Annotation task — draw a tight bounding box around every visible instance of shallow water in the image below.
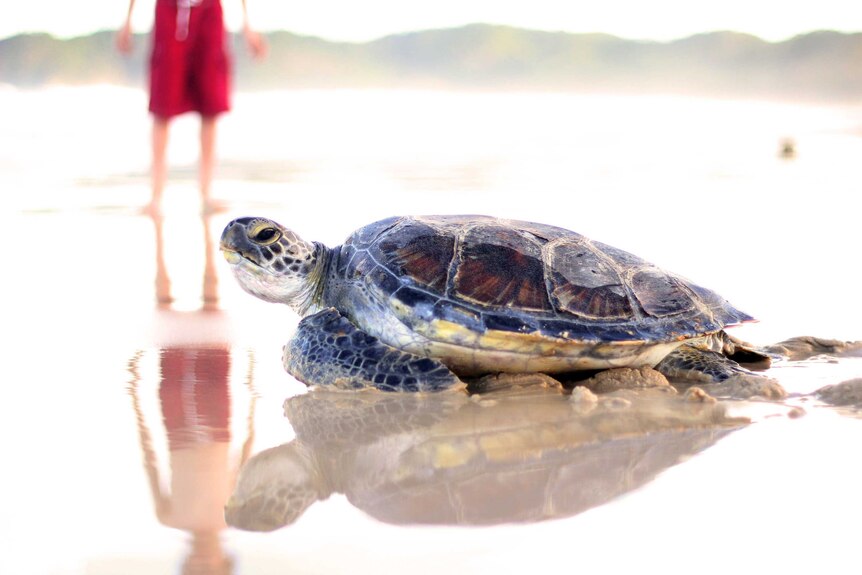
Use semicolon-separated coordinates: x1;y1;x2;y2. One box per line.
2;87;862;574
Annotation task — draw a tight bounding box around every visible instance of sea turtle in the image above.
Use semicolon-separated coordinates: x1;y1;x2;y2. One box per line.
220;215;770;392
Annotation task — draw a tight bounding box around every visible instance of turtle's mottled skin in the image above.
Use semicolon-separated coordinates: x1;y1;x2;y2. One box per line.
221;215;762;392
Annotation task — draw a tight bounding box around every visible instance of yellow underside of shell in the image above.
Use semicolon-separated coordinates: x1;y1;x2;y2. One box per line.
403;317;685;376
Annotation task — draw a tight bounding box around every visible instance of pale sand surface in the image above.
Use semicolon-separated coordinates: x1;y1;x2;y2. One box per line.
2;88;861;574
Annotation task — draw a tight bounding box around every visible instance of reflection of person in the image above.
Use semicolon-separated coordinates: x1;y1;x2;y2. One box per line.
130;346;254;575
116;0;267;215
152;212;221;309
157;348;236;574
127;211;256;574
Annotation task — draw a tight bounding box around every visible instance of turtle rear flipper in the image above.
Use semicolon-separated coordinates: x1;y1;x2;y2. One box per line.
284;308;464;392
656;345;750;382
656;344;786;399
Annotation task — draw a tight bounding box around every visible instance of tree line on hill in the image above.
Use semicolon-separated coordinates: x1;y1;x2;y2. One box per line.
1;24;859;102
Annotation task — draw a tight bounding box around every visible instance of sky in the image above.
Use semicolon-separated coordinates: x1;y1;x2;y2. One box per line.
1;0;860;42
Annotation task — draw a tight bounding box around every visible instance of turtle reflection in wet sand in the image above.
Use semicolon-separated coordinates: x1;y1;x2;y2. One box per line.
225;386;748;530
220;214;782;396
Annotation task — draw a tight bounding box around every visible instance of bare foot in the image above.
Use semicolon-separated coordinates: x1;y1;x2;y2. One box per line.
202;199;229;215
140;201;163;218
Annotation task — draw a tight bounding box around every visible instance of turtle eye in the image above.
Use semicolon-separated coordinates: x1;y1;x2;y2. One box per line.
252;226;280;245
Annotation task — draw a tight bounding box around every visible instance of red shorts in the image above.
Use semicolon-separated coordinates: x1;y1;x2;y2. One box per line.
149;0;231;119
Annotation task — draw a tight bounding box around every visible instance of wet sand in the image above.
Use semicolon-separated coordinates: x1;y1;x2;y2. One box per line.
3;89;862;574
1;200;860;575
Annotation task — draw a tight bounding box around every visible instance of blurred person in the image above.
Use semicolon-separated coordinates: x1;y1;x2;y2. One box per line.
117;0;267;215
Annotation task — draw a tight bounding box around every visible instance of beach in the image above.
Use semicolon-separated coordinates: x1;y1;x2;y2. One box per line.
2;86;861;574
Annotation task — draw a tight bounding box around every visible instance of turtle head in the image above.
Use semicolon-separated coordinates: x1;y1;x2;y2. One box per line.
220;217;323;311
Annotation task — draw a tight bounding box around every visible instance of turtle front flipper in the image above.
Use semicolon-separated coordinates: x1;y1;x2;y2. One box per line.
284;308;465;392
656;344;786;399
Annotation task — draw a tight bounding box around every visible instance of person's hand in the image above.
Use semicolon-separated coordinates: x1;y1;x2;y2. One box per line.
116;21;134;54
243;26;268;60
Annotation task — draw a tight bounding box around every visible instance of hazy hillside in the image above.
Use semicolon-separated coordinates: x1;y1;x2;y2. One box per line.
1;24;860;101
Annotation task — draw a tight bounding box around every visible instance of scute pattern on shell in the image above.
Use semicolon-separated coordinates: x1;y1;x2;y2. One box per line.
336;215;751;343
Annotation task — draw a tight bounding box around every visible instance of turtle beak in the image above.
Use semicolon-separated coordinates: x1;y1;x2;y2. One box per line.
220;219;253;264
222;249;243;264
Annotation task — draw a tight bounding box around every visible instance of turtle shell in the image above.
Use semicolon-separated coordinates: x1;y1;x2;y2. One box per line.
333;215;751;343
